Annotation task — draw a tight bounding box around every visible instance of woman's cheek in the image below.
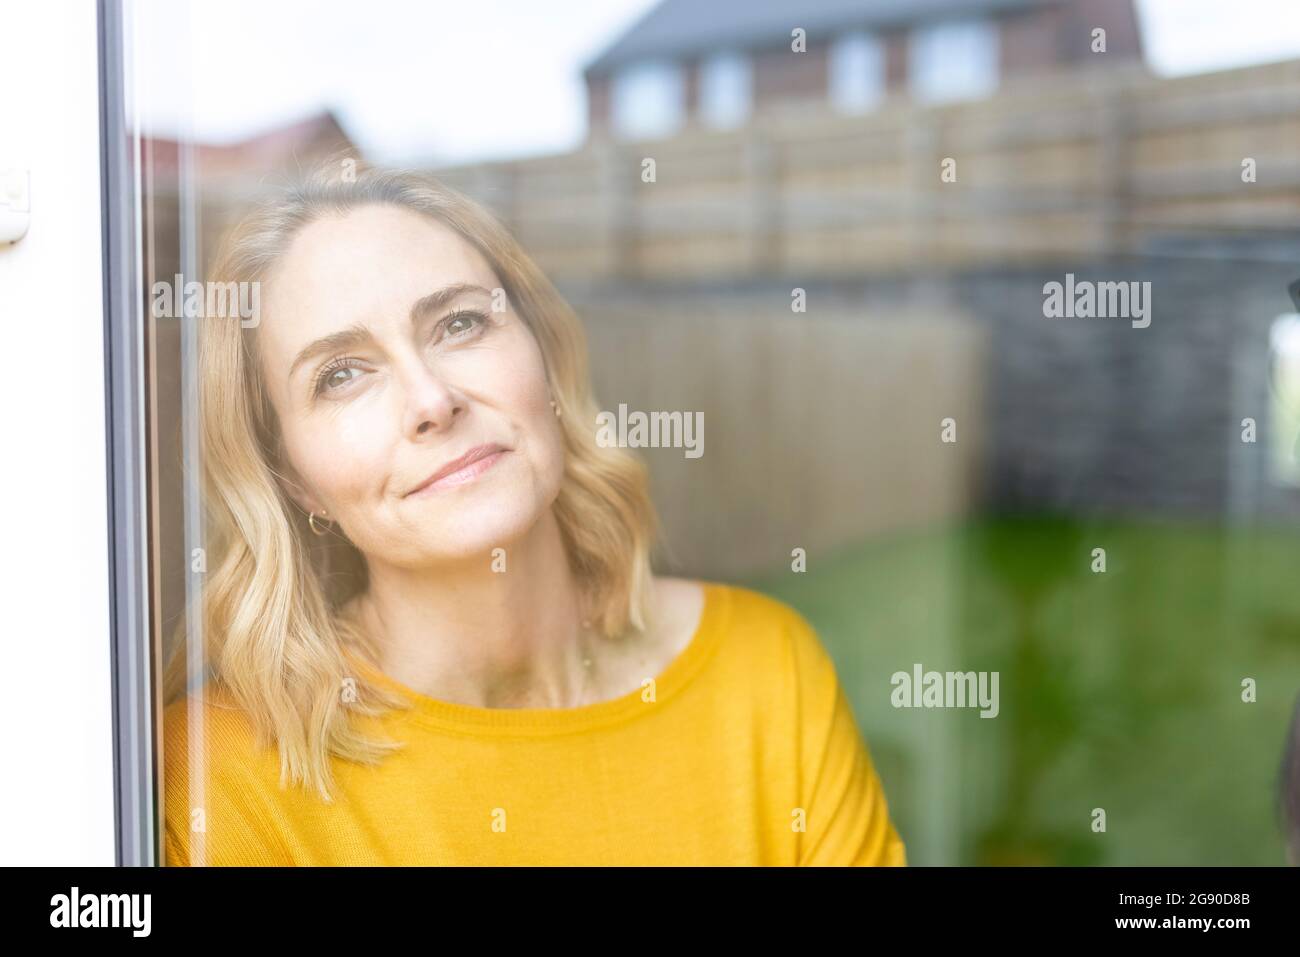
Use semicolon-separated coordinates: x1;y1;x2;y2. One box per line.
456;347;546;426
523;361;557;426
295;418;388;507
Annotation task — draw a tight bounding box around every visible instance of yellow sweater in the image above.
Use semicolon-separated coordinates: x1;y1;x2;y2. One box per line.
163;581;906;866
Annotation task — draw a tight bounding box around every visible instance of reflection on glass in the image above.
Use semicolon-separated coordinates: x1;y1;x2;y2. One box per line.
118;0;1300;867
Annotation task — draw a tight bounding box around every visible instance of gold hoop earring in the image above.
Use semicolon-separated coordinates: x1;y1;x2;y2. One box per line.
308;510;331;536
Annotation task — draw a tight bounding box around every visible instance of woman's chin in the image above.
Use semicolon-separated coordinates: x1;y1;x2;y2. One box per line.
410;501;541;559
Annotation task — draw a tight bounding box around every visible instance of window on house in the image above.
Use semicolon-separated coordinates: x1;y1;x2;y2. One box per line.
1269;313;1300;485
699;51;751;129
908;18;999;104
611;60;685;140
829;31;886;113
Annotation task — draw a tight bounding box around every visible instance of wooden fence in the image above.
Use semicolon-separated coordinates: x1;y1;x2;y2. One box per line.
426;58;1300;282
582;306;988;578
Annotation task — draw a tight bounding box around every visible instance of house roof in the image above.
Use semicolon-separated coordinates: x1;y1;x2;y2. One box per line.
585;0;1058;75
141;111;356;179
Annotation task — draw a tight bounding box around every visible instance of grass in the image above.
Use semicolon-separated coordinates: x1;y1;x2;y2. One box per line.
743;513;1300;865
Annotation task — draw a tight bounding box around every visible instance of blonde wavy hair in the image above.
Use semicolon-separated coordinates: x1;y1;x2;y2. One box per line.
162;157;662;802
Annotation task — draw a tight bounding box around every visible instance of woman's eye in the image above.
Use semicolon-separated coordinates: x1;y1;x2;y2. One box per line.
315;362;363;395
440;310;486;340
312;313;486;397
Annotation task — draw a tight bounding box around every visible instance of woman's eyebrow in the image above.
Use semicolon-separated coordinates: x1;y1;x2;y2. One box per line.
408;282;493;322
288;323;374;384
287;283;494;384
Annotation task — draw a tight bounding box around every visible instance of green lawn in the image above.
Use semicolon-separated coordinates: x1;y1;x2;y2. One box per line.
743;514;1300;865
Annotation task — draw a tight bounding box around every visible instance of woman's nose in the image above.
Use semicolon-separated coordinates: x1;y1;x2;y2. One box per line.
398;358;464;438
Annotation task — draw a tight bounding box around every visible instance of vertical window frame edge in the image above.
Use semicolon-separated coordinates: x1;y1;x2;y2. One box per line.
99;0;156;868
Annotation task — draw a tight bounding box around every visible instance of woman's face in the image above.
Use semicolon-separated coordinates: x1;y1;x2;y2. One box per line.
255;203;566;568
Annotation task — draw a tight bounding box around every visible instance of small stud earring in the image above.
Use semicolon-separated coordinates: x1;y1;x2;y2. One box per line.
550;398;562;418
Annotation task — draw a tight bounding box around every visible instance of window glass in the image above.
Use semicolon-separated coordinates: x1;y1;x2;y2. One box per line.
829;30;885;112
612;59;685;139
909;18;999;103
1269;313;1300;484
95;0;1300;869
699;50;752;128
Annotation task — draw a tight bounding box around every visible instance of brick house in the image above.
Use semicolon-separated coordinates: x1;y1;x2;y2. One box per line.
584;0;1145;140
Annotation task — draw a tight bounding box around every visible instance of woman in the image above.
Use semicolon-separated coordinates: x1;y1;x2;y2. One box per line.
161;159;906;866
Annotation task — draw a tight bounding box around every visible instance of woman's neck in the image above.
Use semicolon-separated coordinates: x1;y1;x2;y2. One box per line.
345;507;605;709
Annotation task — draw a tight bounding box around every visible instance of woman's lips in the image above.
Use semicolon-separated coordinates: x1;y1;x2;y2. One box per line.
406;449;508;496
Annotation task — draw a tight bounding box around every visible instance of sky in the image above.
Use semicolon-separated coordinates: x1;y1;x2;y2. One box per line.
132;0;1300;166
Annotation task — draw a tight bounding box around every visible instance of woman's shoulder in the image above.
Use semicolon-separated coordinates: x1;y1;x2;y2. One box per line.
160;686;295;866
160;683;278;784
699;578;822;641
662;577;837;683
656;575;813;629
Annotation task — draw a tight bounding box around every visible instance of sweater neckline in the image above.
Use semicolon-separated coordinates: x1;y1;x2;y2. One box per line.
343;581;726;736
